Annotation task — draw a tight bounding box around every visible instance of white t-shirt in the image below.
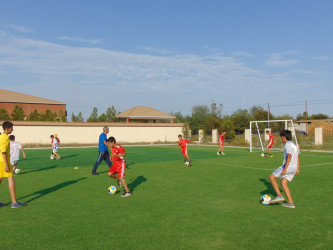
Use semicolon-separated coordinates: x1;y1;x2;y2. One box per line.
283;141;298;170
10;141;22;162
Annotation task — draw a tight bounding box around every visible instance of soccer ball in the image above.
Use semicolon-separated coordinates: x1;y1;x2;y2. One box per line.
185;161;190;167
108;186;117;195
260;153;266;157
14;168;21;174
260;194;271;205
50;154;55;160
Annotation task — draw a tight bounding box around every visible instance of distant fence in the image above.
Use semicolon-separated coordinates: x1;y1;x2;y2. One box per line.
2;121;183;145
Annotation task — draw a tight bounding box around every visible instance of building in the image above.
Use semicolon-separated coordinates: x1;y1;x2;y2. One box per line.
0;89;67;118
296;119;333;135
116;106;175;123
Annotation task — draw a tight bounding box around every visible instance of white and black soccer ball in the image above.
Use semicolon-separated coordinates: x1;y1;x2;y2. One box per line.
261;194;271;205
14;168;21;174
108;186;117;195
185;161;190;167
260;153;266;158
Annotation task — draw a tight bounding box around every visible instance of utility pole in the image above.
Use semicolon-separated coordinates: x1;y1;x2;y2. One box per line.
267;103;270;128
305;100;308;135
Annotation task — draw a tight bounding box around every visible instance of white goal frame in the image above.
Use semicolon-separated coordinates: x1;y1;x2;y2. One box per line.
249;119;299;153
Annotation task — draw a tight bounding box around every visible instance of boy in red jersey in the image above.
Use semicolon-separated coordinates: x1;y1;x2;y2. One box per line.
217;131;226;155
177;134;191;165
106;137;131;197
266;130;276;157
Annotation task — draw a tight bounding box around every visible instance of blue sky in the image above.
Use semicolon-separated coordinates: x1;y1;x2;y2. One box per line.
1;0;333;119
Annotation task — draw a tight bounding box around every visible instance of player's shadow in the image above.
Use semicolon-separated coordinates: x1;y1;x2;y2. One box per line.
128;175;147;193
18;177;87;203
259;179;283;206
61;154;79;159
19;165;57;175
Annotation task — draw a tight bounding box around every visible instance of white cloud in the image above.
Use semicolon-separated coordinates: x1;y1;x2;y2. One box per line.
265;53;299;67
58;36;102;44
313;56;329;61
4;24;33;33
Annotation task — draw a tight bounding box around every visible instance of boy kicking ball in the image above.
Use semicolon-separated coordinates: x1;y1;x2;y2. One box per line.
106;137;131;197
269;130;300;208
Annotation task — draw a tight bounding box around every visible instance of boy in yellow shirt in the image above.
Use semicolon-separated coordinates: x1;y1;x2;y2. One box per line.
0;121;27;208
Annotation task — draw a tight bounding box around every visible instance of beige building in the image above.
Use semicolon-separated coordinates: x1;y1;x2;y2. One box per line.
116;106;175;123
0;89;67;118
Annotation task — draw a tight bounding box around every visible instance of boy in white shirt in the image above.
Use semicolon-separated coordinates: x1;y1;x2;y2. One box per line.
9;135;26;173
269;130;300;208
50;135;61;160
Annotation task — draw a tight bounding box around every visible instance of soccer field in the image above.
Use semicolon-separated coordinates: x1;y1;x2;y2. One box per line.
1;145;332;249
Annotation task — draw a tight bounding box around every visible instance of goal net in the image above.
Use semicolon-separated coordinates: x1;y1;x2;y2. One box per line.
249;120;299;153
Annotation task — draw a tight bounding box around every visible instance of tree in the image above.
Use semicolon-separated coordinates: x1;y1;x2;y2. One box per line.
98;113;107;122
77;112;84;122
220;116;236;141
11;105;26;120
231;109;252;134
170;111;186;123
189;105;210;134
40;109;57;121
308;113;329;120
105;106;117;122
0;108;10;120
58;110;67;122
87;107;99;122
27;109;40;121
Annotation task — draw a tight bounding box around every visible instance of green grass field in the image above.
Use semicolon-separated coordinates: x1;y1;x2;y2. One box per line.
1;145;332;249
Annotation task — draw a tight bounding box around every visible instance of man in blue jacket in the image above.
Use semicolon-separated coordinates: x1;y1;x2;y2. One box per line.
92;126;112;175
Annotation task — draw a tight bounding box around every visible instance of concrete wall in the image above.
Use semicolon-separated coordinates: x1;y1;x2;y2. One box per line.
4;121;183;145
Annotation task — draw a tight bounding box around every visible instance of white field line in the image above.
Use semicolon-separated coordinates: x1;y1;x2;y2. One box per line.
301;162;333;168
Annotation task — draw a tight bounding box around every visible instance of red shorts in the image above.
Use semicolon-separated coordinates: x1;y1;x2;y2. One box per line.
219;140;224;147
267;142;273;148
181;147;188;157
108;160;126;178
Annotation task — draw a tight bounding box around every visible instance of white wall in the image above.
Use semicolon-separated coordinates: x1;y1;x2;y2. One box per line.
8;122;183;145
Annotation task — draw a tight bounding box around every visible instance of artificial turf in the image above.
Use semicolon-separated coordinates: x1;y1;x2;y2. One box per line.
0;145;332;249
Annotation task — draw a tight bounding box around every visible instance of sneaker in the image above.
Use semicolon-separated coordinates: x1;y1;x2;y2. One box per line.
0;202;8;207
121;192;132;197
270;196;285;204
91;171;99;175
221;152;225;155
282;203;296;208
217;152;220;155
270;154;273;158
117;180;122;188
11;202;27;208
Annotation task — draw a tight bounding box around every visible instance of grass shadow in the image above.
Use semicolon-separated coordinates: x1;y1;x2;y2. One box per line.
19;177;87;203
128;175;147;193
61;154;79;159
259;178;282;196
19;165;57;175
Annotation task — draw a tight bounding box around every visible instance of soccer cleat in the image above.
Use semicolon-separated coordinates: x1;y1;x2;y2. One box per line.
0;202;9;207
91;171;99;175
282;203;296;208
217;152;220;155
221;152;225;155
270;196;285;204
117;180;122;188
11;202;27;208
270;154;273;158
121;192;132;197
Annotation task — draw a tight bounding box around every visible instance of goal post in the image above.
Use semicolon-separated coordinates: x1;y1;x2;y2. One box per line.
249;119;299;153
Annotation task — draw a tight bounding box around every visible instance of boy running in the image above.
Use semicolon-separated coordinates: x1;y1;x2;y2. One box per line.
0;121;27;208
217;131;226;155
106;137;131;197
9;135;26;173
269;130;300;208
50;135;61;160
266;130;276;157
177;134;191;165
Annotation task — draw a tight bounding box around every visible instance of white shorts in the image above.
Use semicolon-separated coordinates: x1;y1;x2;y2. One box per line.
272;165;297;182
53;145;59;153
10;160;18;166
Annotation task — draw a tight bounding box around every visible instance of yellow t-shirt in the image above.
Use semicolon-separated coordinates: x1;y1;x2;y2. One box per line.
0;133;13;177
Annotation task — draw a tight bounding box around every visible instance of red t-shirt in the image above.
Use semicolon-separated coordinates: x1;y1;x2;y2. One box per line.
111;144;125;162
178;139;190;148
